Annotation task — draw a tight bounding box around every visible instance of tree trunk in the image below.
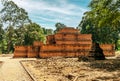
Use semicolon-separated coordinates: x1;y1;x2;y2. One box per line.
7;41;11;54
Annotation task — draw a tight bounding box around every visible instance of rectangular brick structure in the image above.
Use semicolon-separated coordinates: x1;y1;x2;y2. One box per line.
14;27;115;58
14;46;27;58
40;27;92;58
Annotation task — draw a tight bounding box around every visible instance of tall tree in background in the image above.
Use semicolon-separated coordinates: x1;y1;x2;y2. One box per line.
0;19;3;41
0;0;31;27
54;22;66;33
0;0;31;53
79;0;120;49
0;19;4;53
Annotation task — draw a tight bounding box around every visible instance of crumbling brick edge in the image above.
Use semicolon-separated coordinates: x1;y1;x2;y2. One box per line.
20;61;37;81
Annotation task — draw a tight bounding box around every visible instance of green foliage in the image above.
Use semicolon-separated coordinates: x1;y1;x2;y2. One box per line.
14;23;45;45
117;40;120;50
23;23;45;45
0;0;54;53
0;0;31;27
42;28;53;35
14;26;26;46
0;0;31;53
78;0;120;49
88;0;120;28
0;24;4;41
0;39;7;54
54;22;66;33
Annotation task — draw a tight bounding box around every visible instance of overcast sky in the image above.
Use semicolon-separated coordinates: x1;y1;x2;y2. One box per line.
0;0;91;29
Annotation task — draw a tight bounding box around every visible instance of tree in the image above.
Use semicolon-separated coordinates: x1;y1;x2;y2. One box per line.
0;20;4;41
0;0;31;27
0;20;4;53
88;0;120;29
0;0;31;53
23;23;45;45
78;0;120;49
42;28;53;35
54;22;66;33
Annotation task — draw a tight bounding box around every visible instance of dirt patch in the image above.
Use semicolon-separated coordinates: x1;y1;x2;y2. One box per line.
115;51;120;58
88;59;120;71
0;54;13;57
22;57;120;81
0;61;3;68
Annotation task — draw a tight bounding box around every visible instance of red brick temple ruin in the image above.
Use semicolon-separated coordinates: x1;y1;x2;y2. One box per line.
14;27;115;58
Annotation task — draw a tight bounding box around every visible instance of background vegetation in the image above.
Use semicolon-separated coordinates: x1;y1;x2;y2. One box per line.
78;0;120;49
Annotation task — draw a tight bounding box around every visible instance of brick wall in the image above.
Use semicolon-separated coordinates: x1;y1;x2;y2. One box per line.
100;44;115;57
14;27;115;58
14;46;27;58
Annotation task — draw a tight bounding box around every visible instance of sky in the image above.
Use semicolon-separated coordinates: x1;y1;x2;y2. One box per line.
0;0;91;29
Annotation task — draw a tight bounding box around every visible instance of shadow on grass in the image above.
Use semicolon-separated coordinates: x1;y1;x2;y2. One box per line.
87;59;120;72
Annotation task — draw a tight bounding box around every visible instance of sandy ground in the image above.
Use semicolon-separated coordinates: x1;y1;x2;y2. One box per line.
0;61;3;69
21;51;120;81
0;54;36;81
22;57;120;81
0;51;120;81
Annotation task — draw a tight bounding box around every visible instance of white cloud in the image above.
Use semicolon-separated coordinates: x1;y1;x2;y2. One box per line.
0;1;3;9
30;14;81;29
12;0;87;16
10;0;88;29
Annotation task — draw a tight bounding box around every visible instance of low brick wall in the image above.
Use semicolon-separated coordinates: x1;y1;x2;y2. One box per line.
39;51;90;58
14;46;27;58
56;41;92;45
100;44;115;57
14;44;115;58
33;41;43;46
27;46;39;58
39;44;92;58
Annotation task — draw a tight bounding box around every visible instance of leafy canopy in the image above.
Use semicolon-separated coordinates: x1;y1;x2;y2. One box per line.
78;0;120;48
